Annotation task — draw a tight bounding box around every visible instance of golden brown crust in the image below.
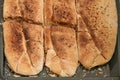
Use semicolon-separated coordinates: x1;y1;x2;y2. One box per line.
4;0;43;23
44;0;53;24
77;16;88;32
77;0;117;69
3;0;118;75
23;22;43;42
45;0;76;25
3;0;21;18
3;20;25;72
3;20;44;75
17;53;34;75
45;26;78;77
20;0;43;23
27;41;44;70
23;22;44;74
77;31;106;69
77;17;106;69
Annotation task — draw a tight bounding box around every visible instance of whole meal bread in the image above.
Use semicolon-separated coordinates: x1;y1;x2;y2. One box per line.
3;0;117;76
45;26;78;77
76;0;117;69
3;20;44;75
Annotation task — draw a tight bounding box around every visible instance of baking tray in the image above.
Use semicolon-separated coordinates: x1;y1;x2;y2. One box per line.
0;0;120;80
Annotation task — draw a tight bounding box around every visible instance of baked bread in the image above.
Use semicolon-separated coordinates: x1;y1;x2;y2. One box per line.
77;16;106;69
44;0;76;25
4;0;43;23
45;26;78;77
3;0;117;76
76;0;117;69
3;20;44;75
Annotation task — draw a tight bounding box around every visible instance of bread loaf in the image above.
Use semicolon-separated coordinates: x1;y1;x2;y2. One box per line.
3;0;117;76
3;0;44;75
3;20;44;75
76;0;117;69
4;0;43;23
45;26;78;77
44;0;77;25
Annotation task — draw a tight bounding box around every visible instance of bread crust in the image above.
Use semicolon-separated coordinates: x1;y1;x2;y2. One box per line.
77;17;107;69
4;0;43;23
3;0;21;18
45;0;76;25
3;20;44;75
3;0;118;75
45;26;78;77
77;0;117;69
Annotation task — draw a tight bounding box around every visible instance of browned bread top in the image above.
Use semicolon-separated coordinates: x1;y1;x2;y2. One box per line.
3;0;118;76
4;0;43;23
45;0;76;25
76;0;118;69
45;26;78;77
3;20;44;75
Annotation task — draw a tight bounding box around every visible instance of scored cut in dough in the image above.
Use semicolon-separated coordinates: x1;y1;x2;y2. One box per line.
44;0;76;25
4;0;43;23
3;20;44;75
77;17;106;69
77;0;117;69
45;26;78;77
3;0;118;76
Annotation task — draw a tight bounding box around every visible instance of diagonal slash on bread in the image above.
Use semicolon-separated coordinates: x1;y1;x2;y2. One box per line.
4;0;43;24
3;20;44;75
45;26;78;77
76;0;117;69
3;0;118;77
